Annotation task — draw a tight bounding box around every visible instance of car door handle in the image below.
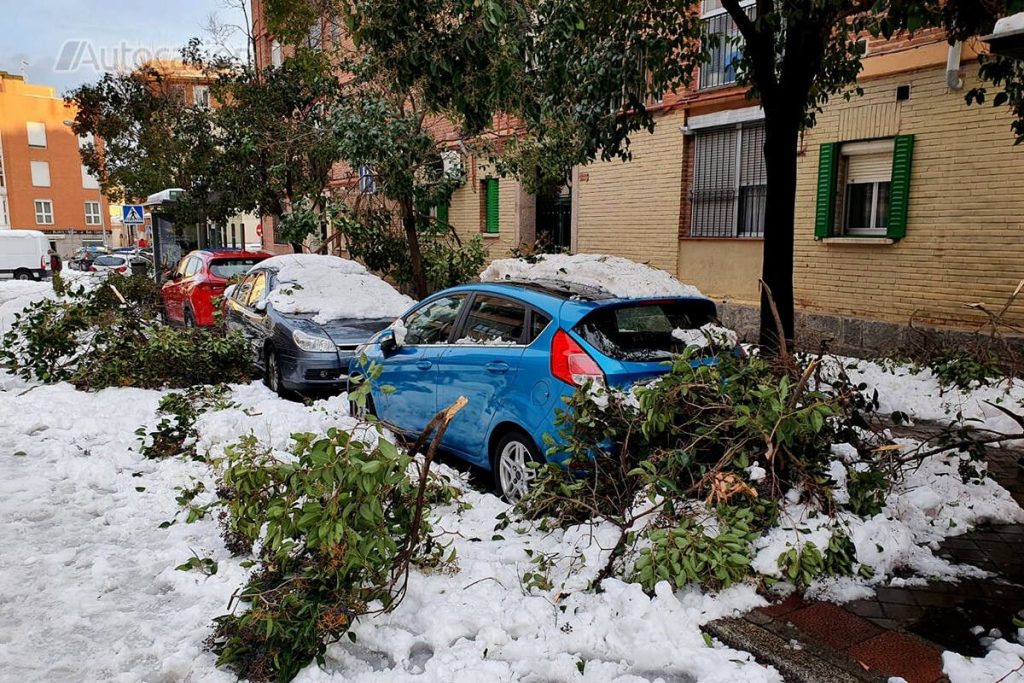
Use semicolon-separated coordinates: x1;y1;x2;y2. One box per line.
486;361;510;374
416;360;433;370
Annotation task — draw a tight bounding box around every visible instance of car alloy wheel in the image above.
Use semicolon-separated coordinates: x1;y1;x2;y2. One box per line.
265;349;283;396
497;436;538;504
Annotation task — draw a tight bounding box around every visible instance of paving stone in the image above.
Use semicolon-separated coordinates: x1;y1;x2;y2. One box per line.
784;603;883;651
847;633;945;683
845;600;885;620
874;587;921;606
879;601;925;623
758;593;808;618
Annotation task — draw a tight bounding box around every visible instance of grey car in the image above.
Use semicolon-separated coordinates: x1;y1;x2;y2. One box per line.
223;257;406;397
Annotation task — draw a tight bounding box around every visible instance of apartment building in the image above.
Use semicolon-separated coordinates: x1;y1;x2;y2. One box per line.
250;2;1024;348
0;71;109;256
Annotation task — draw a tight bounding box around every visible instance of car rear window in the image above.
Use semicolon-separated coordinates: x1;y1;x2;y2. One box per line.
210;258;265;279
574;300;718;362
93;256;123;266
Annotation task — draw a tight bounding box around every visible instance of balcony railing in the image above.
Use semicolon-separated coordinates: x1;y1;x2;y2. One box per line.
699;5;756;90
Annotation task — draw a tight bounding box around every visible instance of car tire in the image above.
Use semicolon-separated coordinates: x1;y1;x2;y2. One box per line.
492;429;543;504
264;347;285;398
14;269;32;281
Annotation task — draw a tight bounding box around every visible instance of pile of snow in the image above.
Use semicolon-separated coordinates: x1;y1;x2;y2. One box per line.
992;12;1024;38
481;253;706;300
944;638;1024;682
0;271;95;335
673;323;739;349
0;373;779;682
830;357;1024;436
261;254;414;324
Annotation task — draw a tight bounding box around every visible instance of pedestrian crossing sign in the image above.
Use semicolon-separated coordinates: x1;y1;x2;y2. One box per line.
122;205;145;225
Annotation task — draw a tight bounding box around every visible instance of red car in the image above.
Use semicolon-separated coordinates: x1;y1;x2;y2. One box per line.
162;249;273;326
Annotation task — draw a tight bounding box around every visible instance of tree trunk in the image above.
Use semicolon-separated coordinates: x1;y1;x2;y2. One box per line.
402;197;428;299
758;111;801;351
291;242;303;253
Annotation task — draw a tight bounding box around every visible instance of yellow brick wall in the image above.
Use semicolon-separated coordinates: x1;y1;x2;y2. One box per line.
447;158;521;261
575;110;686;274
794;63;1024;329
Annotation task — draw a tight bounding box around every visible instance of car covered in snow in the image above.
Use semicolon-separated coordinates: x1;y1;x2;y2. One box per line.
352;254;732;501
225;254;413;397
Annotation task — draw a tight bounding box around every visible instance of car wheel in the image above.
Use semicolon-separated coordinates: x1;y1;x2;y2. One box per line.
14;269;32;281
183;307;196;328
265;348;284;397
493;429;542;504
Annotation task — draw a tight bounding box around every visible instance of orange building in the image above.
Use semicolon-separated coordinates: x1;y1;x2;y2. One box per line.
0;71;110;256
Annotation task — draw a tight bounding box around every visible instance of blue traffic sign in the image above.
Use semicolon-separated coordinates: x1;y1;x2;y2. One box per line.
122;204;145;225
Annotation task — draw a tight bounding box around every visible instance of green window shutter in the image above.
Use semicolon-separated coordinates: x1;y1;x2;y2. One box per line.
886;134;914;240
485;178;499;233
436;201;449;226
814;143;839;239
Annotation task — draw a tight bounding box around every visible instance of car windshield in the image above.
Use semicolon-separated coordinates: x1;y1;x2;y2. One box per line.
209;258;265;279
574;299;717;362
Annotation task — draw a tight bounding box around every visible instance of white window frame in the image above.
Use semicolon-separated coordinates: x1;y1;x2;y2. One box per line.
81;165;100;190
193;85;211;109
26;121;47;148
34;199;54;225
30;161;51;187
85;201;102;226
0;196;9;228
840;139;894;237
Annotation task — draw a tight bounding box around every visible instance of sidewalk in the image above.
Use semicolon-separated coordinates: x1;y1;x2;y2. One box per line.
706;423;1024;683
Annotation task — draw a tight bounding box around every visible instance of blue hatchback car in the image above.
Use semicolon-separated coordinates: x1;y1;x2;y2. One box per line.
352;280;718;501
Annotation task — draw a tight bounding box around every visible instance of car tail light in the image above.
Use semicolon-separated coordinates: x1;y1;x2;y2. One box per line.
88;265;96;272
40;255;48;271
116;266;127;274
551;329;605;388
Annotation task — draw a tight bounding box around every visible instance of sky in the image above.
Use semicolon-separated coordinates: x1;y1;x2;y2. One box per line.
0;0;250;96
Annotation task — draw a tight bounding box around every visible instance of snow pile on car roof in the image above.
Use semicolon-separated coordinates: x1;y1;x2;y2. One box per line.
261;254;414;323
480;253;706;299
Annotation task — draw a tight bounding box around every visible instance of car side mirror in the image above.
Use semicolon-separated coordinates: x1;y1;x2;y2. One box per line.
379;329;398;356
253;299;268;313
171;272;183;281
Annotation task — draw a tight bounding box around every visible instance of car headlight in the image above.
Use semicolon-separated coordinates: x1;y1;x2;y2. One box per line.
292;329;336;353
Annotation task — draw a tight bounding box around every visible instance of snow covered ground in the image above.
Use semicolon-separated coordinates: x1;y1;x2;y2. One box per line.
0;374;776;683
2;276;1024;682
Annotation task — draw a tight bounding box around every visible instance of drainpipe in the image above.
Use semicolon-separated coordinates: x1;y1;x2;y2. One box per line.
946;41;964;91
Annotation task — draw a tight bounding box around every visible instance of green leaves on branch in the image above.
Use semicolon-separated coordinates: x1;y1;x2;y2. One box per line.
207;428;455;682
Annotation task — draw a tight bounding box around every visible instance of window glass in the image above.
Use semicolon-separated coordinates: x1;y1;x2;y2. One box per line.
210;258;263;279
575;300;718;362
529;312;552;344
234;275;256;303
183;257;201;277
458;295;527;345
691;123;765;237
403;295;465;345
247;273;267;308
93;256;122;267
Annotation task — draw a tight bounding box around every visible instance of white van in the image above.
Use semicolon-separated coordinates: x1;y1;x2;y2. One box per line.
0;230;51;280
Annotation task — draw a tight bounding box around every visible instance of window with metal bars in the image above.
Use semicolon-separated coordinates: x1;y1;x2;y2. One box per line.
690;123;766;238
699;2;755;90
